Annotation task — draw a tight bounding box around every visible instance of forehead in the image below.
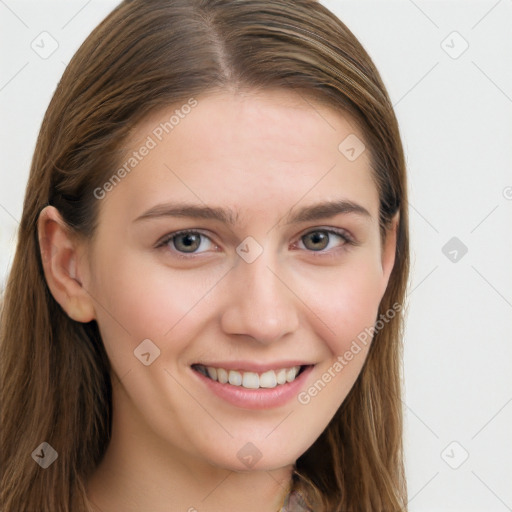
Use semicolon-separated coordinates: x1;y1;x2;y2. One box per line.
103;89;378;224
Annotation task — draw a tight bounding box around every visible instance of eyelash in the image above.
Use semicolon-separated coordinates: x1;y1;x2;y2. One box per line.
155;227;357;260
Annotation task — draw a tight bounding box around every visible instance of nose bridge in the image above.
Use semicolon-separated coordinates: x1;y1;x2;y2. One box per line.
220;247;299;344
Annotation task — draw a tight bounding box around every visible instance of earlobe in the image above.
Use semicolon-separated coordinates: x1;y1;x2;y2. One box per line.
37;206;96;323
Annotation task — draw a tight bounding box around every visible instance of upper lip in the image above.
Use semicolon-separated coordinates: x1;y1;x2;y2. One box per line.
192;361;314;372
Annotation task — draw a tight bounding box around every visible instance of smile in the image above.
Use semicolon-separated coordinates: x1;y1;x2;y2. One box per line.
192;364;306;389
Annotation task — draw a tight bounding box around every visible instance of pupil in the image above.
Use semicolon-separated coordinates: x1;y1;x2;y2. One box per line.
304;231;328;251
175;233;200;252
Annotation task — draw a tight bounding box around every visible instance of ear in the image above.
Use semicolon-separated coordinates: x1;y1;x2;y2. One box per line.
37;205;96;322
379;211;399;294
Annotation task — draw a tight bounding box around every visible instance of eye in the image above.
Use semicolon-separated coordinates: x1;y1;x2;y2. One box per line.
157;230;216;255
297;228;353;252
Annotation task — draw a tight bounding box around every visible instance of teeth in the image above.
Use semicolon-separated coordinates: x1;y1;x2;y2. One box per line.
276;368;287;385
228;370;242;386
196;364;303;389
217;367;228;384
259;370;277;388
286;367;298;383
242;372;259;389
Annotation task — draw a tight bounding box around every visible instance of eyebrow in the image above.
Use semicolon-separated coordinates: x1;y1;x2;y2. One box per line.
133;199;371;225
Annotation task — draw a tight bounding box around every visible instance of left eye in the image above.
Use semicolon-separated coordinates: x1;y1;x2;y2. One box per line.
298;229;350;252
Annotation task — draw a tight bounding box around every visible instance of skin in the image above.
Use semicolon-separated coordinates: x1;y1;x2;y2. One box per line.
38;89;398;512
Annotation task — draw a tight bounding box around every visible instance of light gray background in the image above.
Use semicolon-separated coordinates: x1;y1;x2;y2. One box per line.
1;1;511;510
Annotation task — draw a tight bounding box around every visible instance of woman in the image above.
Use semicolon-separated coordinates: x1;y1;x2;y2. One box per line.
0;0;409;510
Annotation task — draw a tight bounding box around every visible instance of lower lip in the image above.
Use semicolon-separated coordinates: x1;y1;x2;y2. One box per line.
192;366;314;410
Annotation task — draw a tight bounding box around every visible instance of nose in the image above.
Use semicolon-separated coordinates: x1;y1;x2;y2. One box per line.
220;250;300;345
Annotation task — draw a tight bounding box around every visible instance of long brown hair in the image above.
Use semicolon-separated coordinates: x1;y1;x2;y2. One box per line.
0;1;409;510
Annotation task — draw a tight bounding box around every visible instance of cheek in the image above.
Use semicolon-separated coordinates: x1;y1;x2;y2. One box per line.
87;246;219;370
294;253;384;355
291;256;384;416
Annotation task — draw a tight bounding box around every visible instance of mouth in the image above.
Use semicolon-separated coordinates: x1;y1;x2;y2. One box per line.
191;363;310;390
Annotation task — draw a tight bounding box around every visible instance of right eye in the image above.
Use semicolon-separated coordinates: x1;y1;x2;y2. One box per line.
156;230;217;256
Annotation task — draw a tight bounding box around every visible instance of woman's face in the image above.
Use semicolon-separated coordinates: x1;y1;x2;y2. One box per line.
82;89;397;471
